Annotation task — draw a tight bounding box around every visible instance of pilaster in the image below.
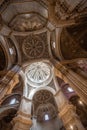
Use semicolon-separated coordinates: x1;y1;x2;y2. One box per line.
12;97;33;130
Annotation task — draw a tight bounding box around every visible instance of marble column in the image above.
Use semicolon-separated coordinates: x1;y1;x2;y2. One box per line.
12;97;32;130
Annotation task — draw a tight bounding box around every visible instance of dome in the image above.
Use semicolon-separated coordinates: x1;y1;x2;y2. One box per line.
25;62;52;87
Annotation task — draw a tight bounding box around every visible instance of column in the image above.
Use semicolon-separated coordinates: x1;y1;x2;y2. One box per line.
12;97;32;130
55;65;87;105
55;90;85;130
51;58;87;105
54;74;85;130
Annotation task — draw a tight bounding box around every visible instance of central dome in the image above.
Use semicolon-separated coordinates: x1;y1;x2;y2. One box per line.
25;62;52;87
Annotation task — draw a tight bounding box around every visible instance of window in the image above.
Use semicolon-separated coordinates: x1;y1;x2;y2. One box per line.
44;114;49;121
67;87;74;92
10;98;16;105
9;48;14;55
53;42;55;48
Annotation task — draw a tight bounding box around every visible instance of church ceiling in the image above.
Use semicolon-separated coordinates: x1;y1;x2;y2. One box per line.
32;90;57;118
0;0;86;70
33;90;53;103
55;0;87;20
60;26;87;60
15;32;50;63
0;1;87;125
25;62;52;87
1;0;48;24
9;13;47;32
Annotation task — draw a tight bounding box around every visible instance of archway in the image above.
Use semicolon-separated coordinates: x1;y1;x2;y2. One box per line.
31;89;65;130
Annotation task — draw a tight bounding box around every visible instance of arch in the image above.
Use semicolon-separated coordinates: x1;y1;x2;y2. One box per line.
50;28;64;60
0;107;17;119
32;89;58;120
1;93;21;106
36;103;57;122
28;86;56;100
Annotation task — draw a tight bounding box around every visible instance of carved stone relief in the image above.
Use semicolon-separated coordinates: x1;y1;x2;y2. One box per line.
15;32;50;63
22;35;45;58
9;13;47;32
25;62;52;88
33;90;53;103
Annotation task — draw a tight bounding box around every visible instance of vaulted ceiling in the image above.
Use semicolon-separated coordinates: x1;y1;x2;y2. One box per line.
0;0;87;70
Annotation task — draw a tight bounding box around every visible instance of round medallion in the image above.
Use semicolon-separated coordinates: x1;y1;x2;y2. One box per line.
25;62;52;87
22;35;45;58
33;90;52;103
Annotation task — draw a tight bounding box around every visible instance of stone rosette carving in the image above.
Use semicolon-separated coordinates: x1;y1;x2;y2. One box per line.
33;90;53;103
15;32;50;62
22;35;45;59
